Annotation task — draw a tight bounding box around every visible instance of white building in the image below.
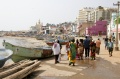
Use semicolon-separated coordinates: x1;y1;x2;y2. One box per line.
78;7;94;23
30;20;43;34
89;6;117;23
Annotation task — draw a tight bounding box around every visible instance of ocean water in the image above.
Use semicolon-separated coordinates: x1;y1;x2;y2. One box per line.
0;37;14;66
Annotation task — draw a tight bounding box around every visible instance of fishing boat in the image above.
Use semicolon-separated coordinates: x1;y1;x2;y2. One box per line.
3;41;53;62
0;49;13;68
45;39;69;46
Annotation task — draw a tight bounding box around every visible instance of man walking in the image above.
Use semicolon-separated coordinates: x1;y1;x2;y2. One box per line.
104;36;108;49
108;39;114;57
83;36;90;58
52;40;61;64
96;38;101;55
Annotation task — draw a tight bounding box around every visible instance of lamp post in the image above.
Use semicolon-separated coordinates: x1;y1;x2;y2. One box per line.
113;1;120;51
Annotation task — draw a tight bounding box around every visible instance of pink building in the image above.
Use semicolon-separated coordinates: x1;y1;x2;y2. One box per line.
87;21;107;36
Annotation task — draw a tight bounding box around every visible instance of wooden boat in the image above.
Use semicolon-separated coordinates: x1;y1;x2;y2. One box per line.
46;41;68;46
45;39;69;46
0;49;13;68
36;35;44;40
3;41;53;62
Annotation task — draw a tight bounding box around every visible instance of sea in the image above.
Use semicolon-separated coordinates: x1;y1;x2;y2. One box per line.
0;37;17;66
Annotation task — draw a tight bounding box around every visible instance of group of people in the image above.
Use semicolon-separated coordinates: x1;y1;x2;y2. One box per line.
52;36;102;66
75;36;101;60
52;35;115;66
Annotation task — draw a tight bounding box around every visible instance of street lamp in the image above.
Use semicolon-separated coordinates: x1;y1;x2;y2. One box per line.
113;1;120;51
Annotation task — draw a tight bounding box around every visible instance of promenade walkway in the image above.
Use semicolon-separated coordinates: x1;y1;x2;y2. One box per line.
27;36;120;79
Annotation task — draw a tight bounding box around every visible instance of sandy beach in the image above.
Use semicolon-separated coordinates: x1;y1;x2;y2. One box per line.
1;36;120;79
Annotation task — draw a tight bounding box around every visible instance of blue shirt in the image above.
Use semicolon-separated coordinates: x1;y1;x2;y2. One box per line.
83;38;90;48
108;42;113;48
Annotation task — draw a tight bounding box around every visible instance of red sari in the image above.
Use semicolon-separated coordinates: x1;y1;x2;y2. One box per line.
90;42;96;60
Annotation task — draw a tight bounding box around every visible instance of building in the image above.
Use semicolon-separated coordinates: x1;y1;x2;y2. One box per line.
79;22;94;36
30;20;43;34
77;7;94;23
87;20;107;36
90;6;117;23
77;6;117;36
108;13;120;44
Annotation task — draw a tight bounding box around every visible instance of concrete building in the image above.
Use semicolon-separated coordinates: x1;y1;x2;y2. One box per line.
79;22;94;36
87;20;107;36
77;6;117;36
78;7;94;23
89;6;117;23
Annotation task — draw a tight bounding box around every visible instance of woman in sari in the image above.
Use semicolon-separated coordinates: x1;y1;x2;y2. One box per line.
68;39;77;66
90;40;96;60
66;41;70;60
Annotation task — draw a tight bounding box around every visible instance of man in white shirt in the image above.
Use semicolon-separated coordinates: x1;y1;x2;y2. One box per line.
52;39;61;64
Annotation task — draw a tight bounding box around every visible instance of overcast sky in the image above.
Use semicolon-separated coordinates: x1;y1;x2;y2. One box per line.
0;0;118;31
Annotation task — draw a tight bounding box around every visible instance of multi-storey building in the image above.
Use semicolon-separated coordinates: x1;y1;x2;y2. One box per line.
78;7;94;23
89;6;117;23
77;6;117;23
77;6;117;35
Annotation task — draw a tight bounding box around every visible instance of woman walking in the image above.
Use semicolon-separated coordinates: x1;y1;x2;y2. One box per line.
90;40;96;60
76;39;79;59
66;41;70;60
77;39;84;60
68;39;77;66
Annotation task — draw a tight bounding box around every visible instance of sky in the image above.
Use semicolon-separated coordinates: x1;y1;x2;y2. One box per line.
0;0;119;31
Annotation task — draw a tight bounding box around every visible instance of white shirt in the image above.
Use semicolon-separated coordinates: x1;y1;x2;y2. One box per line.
52;43;60;55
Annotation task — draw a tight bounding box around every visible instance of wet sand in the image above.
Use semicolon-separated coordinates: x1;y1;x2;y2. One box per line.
1;36;120;79
24;36;120;79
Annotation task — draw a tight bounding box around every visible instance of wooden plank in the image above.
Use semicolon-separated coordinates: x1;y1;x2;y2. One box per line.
0;60;30;73
0;60;35;79
3;60;41;79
